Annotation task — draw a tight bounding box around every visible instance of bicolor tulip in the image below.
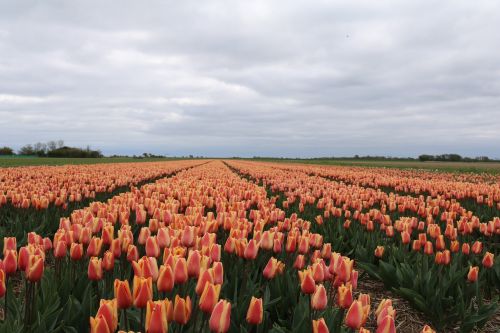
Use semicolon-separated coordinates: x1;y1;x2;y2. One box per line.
209;299;231;333
133;276;153;308
482;252;494;268
26;254;44;282
311;284;327;310
114;279;133;309
312;318;329;333
246;297;263;325
88;257;103;281
145;300;168;333
173;295;192;325
96;299;118;333
467;266;479;282
199;282;221;313
345;300;364;329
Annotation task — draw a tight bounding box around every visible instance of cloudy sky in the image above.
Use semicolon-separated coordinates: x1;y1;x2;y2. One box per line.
1;1;499;157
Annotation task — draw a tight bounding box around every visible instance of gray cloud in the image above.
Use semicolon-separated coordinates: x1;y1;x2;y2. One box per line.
1;0;499;157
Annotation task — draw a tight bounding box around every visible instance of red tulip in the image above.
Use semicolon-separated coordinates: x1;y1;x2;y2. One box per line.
90;314;111;333
96;299;118;333
374;246;384;258
3;250;17;275
70;243;84;261
88;257;103;281
467;266;479;282
157;265;174;293
173;257;188;284
298;269;316;294
244;239;259;260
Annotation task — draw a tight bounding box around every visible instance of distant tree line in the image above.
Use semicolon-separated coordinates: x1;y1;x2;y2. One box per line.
0;140;103;158
418;154;491;162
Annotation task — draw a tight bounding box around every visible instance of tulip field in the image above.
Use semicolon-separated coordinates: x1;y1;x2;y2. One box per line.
0;160;498;333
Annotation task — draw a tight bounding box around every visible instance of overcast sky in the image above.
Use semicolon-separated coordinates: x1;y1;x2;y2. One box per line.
1;1;499;157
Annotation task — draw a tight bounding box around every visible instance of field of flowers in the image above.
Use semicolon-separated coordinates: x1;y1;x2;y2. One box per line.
0;160;497;333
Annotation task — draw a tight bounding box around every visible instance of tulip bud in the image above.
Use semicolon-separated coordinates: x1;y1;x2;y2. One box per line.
345;300;364;329
114;279;133;309
173;295;192;325
243;239;259;260
199;282;221;313
173;257;188;284
96;299;118;333
311;284;327;311
3;250;17;275
146;236;160;258
70;243;84;261
336;283;353;309
212;261;224;285
298;269;316;294
90;314;111;333
157;265;174;293
374;246;384;258
312;318;329;333
102;251;115;272
246;297;263;325
133;276;153;308
88;257;103;281
482;252;494;268
26;254;44;282
467;266;479;282
209;300;231;333
263;257;284;280
376;315;396;333
145;300;168;333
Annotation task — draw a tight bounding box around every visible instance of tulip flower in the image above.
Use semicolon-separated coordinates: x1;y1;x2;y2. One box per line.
26;254;44;282
114;279;133;309
187;250;201;278
482;252;494;268
157;265;174;293
145;300;168;333
3;237;16;255
70;243;84;261
336;283;353;309
376;315;396;333
246;296;263;325
263;257;284;279
213;261;224;285
96;299;118;333
345;300;364;329
88;257;103;281
311;284;327;310
87;237;103;257
133;276;153;308
90;314;111;333
3;250;17;275
209;299;231;333
471;241;482;254
244;239;259;260
199;282;221;313
467;266;479;282
173;257;188;284
173;295;192;325
312;318;329;333
374;246;385;258
146;236;160;258
181;226;196;248
421;325;436;333
0;269;6;298
298;269;316;294
102;251;115;272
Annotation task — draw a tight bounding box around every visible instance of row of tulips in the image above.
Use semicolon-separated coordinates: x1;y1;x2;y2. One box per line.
226;160;499;331
0;161;435;332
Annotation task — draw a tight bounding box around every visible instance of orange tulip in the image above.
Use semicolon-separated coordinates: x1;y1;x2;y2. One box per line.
246;296;263;325
244;239;259;260
173;257;188;284
173;295;192;325
312;318;329;333
187;250;201;278
421;325;436;333
102;251;115;272
336;283;353;309
133;276;153;308
87;237;103;257
96;299;118;333
345;300;364;329
209;299;231;333
26;254;44;282
3;237;16;255
145;300;168;333
70;243;84;261
3;250;17;275
157;265;174;293
114;279;133;309
146;236;160;258
376;315;396;333
199;282;221;313
467;266;479;282
311;284;327;310
298;269;316;294
482;252;494;268
0;269;6;298
263;257;284;280
374;246;384;258
90;314;111;333
88;257;103;281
